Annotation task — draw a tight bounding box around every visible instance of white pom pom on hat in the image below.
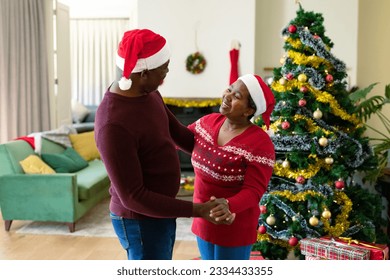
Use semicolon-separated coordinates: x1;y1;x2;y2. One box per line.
238;74;276;129
118;77;132;91
116;29;171;90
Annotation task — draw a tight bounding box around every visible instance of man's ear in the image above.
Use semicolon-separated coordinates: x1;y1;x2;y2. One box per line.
140;70;149;79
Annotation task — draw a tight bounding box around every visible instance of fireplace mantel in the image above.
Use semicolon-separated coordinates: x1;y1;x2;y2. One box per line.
163;97;221;108
165;98;221;170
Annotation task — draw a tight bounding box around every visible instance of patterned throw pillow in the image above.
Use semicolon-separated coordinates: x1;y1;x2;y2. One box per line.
69;131;100;161
19;154;56;174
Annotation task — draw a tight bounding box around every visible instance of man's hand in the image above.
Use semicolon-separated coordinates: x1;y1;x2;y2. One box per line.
209;196;236;225
192;196;236;225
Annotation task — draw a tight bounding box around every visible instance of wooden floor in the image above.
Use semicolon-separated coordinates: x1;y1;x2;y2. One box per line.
0;219;200;260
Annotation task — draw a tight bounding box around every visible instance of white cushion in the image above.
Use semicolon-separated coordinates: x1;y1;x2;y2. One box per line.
71;99;90;123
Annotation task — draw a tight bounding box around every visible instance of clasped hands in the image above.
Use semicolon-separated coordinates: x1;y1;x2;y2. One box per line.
204;196;235;225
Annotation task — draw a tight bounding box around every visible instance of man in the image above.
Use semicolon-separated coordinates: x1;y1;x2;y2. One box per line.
94;29;233;260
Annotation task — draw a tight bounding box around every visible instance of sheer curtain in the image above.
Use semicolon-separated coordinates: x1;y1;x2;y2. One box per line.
70;18;128;105
0;0;51;143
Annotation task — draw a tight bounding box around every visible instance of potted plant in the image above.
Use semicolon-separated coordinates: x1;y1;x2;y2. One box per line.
349;83;390;181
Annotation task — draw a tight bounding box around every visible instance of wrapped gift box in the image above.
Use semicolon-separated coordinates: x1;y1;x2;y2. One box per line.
305;255;324;260
300;238;370;260
321;237;389;260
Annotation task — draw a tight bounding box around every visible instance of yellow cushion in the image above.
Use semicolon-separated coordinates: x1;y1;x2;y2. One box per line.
20;155;56;174
69;131;100;161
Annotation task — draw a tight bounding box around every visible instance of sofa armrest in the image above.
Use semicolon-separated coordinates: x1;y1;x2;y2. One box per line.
0;174;79;221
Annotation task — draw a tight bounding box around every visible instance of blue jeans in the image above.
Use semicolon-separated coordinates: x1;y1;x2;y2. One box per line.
197;236;252;260
110;213;176;260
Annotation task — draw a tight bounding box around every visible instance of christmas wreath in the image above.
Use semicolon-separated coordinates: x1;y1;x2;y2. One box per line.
186;52;206;74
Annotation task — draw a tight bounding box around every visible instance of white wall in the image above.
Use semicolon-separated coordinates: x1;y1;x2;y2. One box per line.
357;0;390;141
256;0;358;88
58;0;134;18
135;0;256;98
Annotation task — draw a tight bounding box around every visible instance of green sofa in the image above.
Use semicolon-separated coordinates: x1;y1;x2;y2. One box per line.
0;138;110;232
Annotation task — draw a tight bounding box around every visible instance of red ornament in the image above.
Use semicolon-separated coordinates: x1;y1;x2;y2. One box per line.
335;179;345;189
286;73;294;80
313;34;320;39
281;121;290;130
259;205;267;214
296;176;305;184
326;74;334;83
298;99;307;107
288;25;297;33
288;236;299;246
258;225;267;234
300;86;308;93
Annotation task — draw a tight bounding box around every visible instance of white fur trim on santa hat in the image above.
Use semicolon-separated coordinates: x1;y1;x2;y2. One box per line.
238;74;266;117
116;42;171;73
118;77;132;91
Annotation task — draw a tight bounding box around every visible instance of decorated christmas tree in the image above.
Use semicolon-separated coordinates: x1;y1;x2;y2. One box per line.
253;4;388;259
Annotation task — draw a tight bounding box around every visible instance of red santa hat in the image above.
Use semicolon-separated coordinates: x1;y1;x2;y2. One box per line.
116;29;171;90
238;74;275;129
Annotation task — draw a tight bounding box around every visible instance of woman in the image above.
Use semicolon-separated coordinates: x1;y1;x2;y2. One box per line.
187;74;276;260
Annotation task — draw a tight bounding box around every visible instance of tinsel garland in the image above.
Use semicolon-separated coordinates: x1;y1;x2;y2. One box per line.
308;85;360;125
163;97;221;108
271;189;325;202
321;191;353;237
298;27;346;72
267;177;334;197
341;223;366;237
287;49;331;69
285;37;303;50
270;134;313;152
313;115;370;168
259;190;353;241
273;156;330;179
271;80;359;124
257;234;292;249
270;112;370;168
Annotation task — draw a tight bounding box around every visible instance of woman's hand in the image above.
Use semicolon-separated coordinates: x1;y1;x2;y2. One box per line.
193;196;235;225
209;196;236;225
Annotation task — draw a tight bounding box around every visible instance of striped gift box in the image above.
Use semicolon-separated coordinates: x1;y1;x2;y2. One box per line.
300;238;370;260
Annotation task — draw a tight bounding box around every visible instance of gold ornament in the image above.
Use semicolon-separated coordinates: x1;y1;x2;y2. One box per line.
319;137;328;147
297;73;307;82
280;57;286;65
309;216;319;226
313;108;323;119
266;215;276;226
325;157;334;164
282;159;290;168
279;77;287;85
322;209;332;219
